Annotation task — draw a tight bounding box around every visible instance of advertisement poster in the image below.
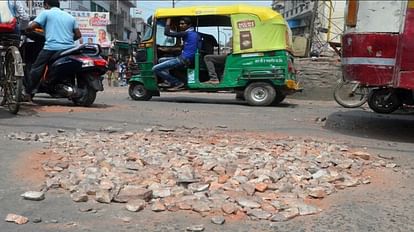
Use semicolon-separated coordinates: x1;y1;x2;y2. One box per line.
231;14;290;54
32;0;70;15
65;10;111;48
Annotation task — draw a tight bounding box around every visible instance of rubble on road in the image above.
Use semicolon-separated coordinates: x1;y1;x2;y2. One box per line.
7;128;398;222
21;191;45;201
5;214;29;224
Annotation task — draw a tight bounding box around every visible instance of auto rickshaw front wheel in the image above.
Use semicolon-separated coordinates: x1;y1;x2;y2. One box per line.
129;82;152;101
244;82;276;106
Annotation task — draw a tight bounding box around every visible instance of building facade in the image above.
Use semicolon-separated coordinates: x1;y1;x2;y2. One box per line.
30;0;141;42
272;0;345;56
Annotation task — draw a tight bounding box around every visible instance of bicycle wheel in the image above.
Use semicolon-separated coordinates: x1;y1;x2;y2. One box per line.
333;80;369;108
0;82;5;106
0;54;5;106
4;47;23;114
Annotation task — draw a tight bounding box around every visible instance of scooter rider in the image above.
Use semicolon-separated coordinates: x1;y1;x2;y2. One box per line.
24;0;81;97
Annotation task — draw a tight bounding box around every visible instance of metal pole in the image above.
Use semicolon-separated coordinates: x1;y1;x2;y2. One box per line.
307;0;319;57
327;0;333;42
28;0;33;16
172;0;175;8
219;31;228;51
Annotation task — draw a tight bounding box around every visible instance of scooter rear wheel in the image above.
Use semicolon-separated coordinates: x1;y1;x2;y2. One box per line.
72;86;97;107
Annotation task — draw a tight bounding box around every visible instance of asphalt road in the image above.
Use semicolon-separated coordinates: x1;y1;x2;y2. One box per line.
0;87;413;231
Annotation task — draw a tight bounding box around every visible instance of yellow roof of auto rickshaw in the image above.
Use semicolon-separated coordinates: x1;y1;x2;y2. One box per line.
154;4;285;22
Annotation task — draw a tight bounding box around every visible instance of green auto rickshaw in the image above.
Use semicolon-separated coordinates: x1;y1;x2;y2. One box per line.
128;4;300;106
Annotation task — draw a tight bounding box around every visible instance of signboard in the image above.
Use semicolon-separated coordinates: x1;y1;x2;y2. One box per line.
32;0;71;15
130;8;143;18
66;10;111;48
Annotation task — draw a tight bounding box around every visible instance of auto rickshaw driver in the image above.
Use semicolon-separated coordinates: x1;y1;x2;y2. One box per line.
152;17;199;91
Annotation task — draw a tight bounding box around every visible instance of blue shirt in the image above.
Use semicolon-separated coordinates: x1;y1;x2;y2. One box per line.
164;27;199;61
34;7;78;51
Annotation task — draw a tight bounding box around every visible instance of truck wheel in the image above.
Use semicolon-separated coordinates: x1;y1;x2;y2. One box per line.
244;82;276;106
129;83;152;101
368;88;401;114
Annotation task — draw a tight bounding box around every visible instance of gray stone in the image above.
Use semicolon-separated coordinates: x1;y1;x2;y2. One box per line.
46;178;60;189
152;188;171;198
79;207;93;212
96;190;112;203
247;209;272;220
71;191;88;202
270;213;288;222
151;200;166;212
126;200;146;212
211;216;225;225
158;127;175;132
241;183;255;196
192;201;211;213
21;191;45;201
222;203;237;214
143;128;154;132
297;203;322;216
311;169;329;179
186;225;205;232
32;217;42;223
188;183;210;193
236;198;260;209
117;185;152;202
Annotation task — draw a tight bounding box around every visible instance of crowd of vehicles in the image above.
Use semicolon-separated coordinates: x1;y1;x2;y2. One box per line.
2;2;413;115
0;24;107;114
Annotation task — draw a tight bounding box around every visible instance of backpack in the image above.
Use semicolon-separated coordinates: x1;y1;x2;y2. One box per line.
0;0;17;33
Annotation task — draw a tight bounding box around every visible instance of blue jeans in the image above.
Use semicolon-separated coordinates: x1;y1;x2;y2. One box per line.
152;57;184;86
27;49;59;94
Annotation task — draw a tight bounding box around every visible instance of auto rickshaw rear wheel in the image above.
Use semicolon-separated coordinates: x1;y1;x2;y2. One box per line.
244;82;276;106
129;82;152;101
271;89;286;105
367;88;401;114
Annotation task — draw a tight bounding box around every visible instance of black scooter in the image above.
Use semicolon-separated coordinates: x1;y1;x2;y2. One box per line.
23;30;107;106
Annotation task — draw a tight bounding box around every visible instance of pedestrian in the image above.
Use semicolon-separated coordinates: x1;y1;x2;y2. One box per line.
106;54;116;87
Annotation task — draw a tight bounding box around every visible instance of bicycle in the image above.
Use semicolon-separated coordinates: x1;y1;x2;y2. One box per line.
0;34;24;114
333;78;370;108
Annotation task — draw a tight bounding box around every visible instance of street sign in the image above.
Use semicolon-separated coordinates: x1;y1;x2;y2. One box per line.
130;8;143;18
